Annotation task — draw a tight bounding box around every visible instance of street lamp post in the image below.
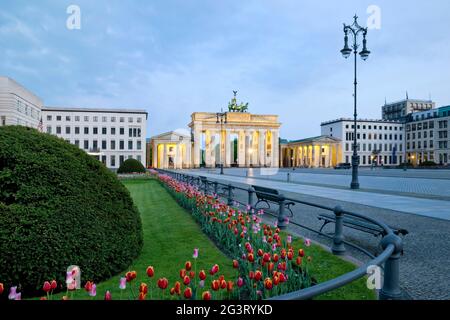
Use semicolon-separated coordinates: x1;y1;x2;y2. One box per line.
340;15;371;190
216;111;228;175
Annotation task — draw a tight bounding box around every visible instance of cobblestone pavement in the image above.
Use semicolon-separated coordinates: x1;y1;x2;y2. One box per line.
179;170;450;300
204;168;450;199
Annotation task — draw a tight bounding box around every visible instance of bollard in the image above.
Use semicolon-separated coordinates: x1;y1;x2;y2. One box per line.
227;184;234;206
331;205;346;255
247;187;254;209
379;234;403;300
287;173;291;183
277;194;288;229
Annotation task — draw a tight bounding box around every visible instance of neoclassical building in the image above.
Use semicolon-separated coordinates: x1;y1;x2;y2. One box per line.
150;131;192;169
280;136;341;168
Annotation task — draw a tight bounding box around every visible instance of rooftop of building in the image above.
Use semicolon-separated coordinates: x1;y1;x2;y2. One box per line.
281;135;341;145
42;106;148;115
383;98;434;106
321;118;403;126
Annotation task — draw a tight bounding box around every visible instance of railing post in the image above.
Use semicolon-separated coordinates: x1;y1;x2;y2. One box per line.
227;184;233;206
379;234;403;300
214;182;218;196
247;187;254;208
277;194;287;229
331;205;346;255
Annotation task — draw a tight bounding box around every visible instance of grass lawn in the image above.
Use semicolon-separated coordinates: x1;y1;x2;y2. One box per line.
53;178;375;300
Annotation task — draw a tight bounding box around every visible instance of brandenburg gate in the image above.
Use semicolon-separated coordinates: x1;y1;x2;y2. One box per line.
189;111;281;168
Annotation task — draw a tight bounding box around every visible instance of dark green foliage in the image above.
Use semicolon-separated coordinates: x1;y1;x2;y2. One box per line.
419;161;437;167
0;126;143;298
117;158;146;174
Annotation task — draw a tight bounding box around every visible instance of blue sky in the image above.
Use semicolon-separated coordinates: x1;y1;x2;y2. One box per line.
1;0;450;139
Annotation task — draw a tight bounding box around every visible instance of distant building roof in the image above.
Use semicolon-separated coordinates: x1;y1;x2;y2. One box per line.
43;106;148;116
281;135;341;145
321;118;402;126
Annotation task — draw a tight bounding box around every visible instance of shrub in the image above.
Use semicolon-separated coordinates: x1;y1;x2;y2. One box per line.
117;158;146;174
0;126;143;298
419;161;437;167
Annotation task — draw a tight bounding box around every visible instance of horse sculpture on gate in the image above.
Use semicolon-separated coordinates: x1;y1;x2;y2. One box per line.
228;91;249;113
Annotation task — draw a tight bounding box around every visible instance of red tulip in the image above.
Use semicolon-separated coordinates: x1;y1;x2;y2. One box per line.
180;269;187;279
189;271;195;279
184;287;192;299
126;271;137;282
263;253;271;263
139;283;148;294
146;266;154;277
287;250;294;261
50;280;57;290
248;253;255;263
220;279;227;290
298;249;305;257
281;249;287;259
211;280;220;291
268;262;275;272
202;291;211;300
296;256;302;266
210;264;219;275
257;249;264;257
227;281;234;292
249;271;255;279
139;292;146;300
84;281;92;293
43;281;52;293
273;254;279;262
174;281;181;295
104;291;112;300
199;270;206;280
273;275;280;286
185;261;192;271
254;270;262;281
0;283;3;295
157;278;168;290
183;276;191;286
264;278;273;290
232;260;239;269
279;273;286;283
40;297;47;300
170;288;175;296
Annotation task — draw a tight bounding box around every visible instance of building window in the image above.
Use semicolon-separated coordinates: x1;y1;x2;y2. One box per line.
111;127;116;135
102;140;107;149
129;128;133;137
137;117;142;123
111;117;116;122
93;127;98;135
56;126;61;134
102;127;107;135
111;140;116;150
84;127;89;134
75;127;80;134
137;155;142;162
46;126;52;134
120;117;125;123
102;116;107;122
128;140;133;150
120;140;124;150
111;156;116;167
120;155;125;165
137;140;142;150
120;127;125;135
66;126;71;134
93;140;98;150
47;115;52;121
75;140;80;147
56;116;62;121
93;116;98;122
102;155;107;165
84;116;89;121
128;117;133;123
84;140;89;150
66;116;71;121
75;116;80;122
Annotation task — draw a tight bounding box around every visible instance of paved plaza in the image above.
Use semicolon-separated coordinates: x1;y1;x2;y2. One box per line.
178;168;450;299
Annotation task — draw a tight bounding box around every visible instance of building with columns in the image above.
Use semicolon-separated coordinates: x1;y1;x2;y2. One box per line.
281;136;341;168
189;111;281;168
150;131;192;169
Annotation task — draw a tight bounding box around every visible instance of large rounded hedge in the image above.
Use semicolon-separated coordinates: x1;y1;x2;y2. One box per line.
0;126;143;297
117;158;146;174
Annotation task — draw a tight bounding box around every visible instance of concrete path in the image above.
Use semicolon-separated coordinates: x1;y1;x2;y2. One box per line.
183;170;450;221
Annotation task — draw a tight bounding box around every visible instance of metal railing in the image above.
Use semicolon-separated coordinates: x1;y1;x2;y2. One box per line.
156;169;404;300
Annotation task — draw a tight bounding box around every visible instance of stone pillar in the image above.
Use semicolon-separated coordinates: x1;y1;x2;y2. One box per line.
175;144;180;169
205;130;211;167
210;132;216;168
225;129;231;167
238;130;246;167
259;130;265;167
153;142;158;168
193;128;201;168
245;130;250;167
272;130;279;168
163;144;168;169
311;145;315;168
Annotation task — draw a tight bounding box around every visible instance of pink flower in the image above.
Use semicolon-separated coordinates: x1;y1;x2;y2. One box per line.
236;277;244;288
89;284;97;297
15;293;21;300
304;238;311;247
287;235;292;244
284;217;290;224
272;244;277;251
274;221;278;228
104;291;112;300
119;277;126;290
193;248;199;259
199;280;205;288
8;286;17;300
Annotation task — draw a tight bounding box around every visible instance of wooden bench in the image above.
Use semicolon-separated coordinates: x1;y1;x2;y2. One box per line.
252;185;295;217
318;213;409;237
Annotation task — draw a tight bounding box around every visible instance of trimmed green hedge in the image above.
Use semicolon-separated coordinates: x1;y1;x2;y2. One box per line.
117;158;146;174
419;161;437;167
0;126;143;298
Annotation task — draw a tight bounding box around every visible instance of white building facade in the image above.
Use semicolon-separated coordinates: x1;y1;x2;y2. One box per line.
321;118;404;166
0;76;43;128
42;107;147;169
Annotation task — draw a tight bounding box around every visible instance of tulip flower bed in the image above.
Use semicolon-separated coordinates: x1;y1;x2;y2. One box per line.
156;173;319;299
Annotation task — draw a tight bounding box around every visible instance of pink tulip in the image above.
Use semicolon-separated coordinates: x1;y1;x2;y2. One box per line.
119;277;126;290
305;238;311;247
236;277;244;288
105;291;112;300
15;292;21;300
199;280;205;288
287;235;292;244
193;248;199;259
8;286;17;300
89;284;97;297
